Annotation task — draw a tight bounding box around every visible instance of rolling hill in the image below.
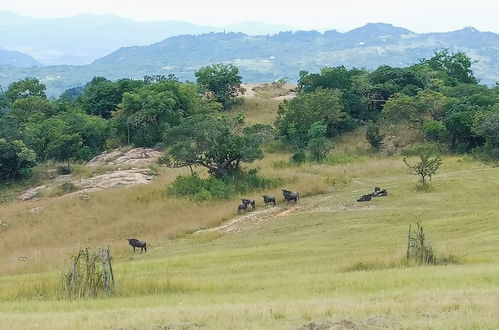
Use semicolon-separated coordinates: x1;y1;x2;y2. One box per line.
1;23;498;96
0;11;293;66
0;49;41;67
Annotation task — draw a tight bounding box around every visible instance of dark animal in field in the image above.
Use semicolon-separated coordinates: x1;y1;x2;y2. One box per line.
282;189;300;203
374;187;381;192
357;193;373;202
237;202;248;213
241;199;256;211
262;195;276;207
127;238;147;253
373;189;388;197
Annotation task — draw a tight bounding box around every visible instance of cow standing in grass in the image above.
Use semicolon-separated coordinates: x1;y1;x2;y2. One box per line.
127;238;147;253
241;199;256;211
262;195;276;207
282;190;299;203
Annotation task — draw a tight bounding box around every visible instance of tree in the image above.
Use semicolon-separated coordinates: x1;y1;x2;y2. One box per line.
481;114;499;149
6;78;46;104
423;49;477;85
46;134;82;172
195;63;244;109
10;96;55;123
165;115;265;177
0;139;37;181
79;77;121;119
306;121;331;162
403;145;442;184
115;80;208;146
276;89;345;146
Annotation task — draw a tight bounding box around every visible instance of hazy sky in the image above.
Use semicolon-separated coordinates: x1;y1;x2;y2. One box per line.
1;0;499;33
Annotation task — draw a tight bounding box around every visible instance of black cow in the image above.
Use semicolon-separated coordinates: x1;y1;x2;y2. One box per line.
237;202;249;213
262;195;276;207
127;238;147;253
282;190;300;203
357;193;373;202
241;199;256;211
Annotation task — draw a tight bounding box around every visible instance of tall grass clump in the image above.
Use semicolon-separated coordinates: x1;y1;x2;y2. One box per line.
62;248;106;299
167;171;282;201
406;223;460;265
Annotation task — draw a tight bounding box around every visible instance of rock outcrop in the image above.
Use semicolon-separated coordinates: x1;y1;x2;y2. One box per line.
17;148;162;201
87;148;162;168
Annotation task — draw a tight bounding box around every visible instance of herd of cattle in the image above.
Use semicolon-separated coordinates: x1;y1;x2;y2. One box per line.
127;187;388;253
237;189;300;213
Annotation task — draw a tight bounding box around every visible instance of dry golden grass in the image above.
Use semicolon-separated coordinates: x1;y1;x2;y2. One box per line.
230;97;281;125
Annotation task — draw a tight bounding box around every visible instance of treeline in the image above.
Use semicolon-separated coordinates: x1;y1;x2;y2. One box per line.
1;50;498;183
276;49;499;161
0;64;260;181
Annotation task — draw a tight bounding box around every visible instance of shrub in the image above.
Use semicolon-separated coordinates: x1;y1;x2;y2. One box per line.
62;248;105;299
403;144;442;184
167;171;280;201
0;139;37;181
365;122;384;150
290;150;306;164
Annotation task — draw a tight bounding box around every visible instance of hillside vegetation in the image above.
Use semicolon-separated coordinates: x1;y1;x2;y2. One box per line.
1;52;499;329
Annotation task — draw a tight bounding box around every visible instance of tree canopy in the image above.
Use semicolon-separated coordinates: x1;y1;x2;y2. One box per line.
195;63;244;110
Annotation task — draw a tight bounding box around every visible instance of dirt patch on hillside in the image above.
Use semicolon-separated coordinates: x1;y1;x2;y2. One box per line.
241;83;296;100
197;204;304;234
298;315;394;329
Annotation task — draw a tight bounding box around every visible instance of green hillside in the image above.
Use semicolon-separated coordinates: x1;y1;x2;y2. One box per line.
1;153;498;329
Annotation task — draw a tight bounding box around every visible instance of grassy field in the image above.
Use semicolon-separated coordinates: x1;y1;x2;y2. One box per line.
1;93;499;329
1;154;498;329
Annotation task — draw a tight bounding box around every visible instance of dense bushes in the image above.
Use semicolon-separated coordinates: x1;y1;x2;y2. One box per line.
0;139;37;181
167;171;280;201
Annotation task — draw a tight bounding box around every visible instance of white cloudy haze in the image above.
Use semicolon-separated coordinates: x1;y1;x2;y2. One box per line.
1;0;498;33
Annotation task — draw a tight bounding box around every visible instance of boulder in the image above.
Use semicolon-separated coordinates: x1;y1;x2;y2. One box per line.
17;185;46;201
87;148;162;168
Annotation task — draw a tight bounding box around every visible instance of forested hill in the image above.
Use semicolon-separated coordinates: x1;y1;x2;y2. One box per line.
1;23;499;96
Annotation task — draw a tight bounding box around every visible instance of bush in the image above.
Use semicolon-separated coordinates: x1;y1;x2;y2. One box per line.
290;150;306;164
365;122;384;150
0;139;37;181
167;171;280;201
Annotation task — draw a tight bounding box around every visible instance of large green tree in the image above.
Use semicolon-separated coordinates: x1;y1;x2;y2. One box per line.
6;78;46;104
195;63;244;110
276;88;345;146
165;115;266;177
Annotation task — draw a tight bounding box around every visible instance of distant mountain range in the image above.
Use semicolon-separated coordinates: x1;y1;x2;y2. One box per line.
0;22;498;96
0;49;41;67
0;11;293;65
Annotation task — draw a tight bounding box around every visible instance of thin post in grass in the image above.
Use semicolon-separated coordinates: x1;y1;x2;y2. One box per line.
406;224;412;259
107;245;115;288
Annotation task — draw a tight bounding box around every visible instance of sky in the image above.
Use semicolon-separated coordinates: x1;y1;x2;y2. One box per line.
1;0;499;33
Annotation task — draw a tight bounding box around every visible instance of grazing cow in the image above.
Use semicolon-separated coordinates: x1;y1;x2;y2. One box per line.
127;238;147;253
237;202;249;213
262;195;276;207
241;199;256;211
282;189;300;203
357;193;373;202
